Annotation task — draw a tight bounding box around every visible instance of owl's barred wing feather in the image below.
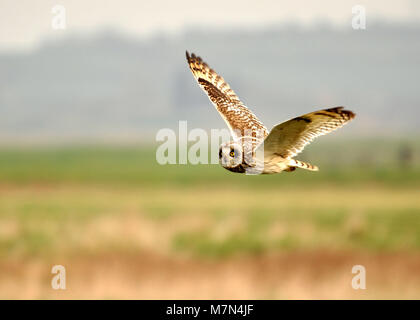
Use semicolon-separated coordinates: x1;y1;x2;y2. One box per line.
261;107;356;159
186;51;242;105
186;51;268;139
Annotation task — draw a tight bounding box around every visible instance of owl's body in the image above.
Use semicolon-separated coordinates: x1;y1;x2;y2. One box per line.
219;138;318;175
186;52;355;175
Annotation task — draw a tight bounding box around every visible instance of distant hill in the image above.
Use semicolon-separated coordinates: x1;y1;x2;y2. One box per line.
0;22;419;141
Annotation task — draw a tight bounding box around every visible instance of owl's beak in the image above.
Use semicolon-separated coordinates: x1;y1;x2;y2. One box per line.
219;157;228;167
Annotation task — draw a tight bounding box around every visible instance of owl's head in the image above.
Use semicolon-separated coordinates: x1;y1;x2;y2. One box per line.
218;141;243;170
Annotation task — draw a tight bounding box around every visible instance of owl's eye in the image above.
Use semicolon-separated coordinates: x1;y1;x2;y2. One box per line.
229;150;235;157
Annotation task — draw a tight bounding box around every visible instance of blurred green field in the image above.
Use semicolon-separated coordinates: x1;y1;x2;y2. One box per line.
1;140;420;298
0;137;420;187
0;139;419;258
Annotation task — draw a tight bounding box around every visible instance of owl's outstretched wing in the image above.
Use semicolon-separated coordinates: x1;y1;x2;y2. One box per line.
186;51;268;139
260;107;355;159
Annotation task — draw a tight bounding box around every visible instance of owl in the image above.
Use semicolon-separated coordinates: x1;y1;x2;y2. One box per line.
186;51;355;174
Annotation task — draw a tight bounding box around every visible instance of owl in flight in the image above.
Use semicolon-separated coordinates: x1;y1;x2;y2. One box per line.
186;51;355;174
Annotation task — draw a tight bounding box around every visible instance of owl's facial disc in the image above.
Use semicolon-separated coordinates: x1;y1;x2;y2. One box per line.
219;142;242;168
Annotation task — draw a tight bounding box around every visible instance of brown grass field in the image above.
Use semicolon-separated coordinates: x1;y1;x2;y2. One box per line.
3;251;420;299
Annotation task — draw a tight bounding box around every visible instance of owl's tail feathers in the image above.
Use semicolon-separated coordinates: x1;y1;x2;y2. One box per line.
288;159;319;172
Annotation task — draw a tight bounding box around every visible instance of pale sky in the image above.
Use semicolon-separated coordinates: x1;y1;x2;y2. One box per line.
0;0;419;50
